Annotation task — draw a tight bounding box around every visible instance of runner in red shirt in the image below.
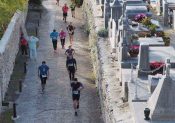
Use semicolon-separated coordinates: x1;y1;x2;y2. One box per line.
62;3;69;23
20;35;28;55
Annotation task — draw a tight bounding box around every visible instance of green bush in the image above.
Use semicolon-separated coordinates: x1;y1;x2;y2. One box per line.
98;28;108;37
0;0;28;38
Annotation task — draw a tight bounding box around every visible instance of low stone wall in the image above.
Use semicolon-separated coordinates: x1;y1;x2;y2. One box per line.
0;10;27;112
83;0;133;123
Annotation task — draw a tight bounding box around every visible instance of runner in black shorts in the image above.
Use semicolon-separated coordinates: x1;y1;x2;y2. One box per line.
38;61;49;93
71;78;84;116
65;45;75;59
66;55;77;80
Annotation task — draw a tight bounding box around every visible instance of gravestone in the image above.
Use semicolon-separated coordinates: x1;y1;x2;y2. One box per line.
110;0;122;29
111;19;116;52
108;18;113;38
148;59;175;121
173;10;175;29
163;2;169;26
104;0;111;28
138;43;150;76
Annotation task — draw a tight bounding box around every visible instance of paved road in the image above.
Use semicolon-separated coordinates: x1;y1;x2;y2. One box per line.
15;0;103;123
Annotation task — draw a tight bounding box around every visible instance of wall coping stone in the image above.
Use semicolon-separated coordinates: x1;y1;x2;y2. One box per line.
0;11;21;54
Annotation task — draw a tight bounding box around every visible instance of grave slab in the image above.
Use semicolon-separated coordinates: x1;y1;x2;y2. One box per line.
138;37;165;46
149;46;175;67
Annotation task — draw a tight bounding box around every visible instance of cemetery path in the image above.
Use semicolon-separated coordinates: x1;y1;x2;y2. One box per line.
15;0;103;123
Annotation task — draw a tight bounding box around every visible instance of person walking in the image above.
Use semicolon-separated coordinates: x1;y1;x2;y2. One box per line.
66;55;77;80
70;3;76;18
70;78;84;116
62;4;69;23
28;36;39;60
38;61;49;93
20;34;28;56
59;29;66;49
50;29;59;53
67;22;75;44
65;45;75;59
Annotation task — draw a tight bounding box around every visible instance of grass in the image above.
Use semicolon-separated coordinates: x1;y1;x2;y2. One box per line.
0;109;14;123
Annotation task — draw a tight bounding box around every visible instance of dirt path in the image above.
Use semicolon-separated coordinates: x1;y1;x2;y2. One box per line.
15;0;103;123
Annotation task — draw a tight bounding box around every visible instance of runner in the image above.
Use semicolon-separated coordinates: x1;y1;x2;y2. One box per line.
62;4;69;23
59;29;66;49
70;3;76;18
67;22;75;44
56;0;59;6
20;34;28;56
66;55;77;80
65;45;75;59
50;29;59;53
38;61;49;93
70;78;84;116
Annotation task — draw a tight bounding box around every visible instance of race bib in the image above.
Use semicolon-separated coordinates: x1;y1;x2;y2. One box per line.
73;90;79;95
68;63;73;66
42;75;47;78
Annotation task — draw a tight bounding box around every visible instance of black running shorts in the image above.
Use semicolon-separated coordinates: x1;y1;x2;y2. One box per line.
63;13;67;17
72;94;80;101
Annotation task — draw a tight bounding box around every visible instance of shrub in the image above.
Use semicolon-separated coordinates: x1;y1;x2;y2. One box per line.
0;0;28;38
97;28;108;37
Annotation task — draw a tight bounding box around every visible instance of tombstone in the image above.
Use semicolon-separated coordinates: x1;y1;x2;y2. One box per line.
173;10;175;29
111;19;116;52
108;18;113;38
104;0;111;28
110;0;122;29
138;43;150;76
122;1;127;17
148;59;175;121
163;2;169;26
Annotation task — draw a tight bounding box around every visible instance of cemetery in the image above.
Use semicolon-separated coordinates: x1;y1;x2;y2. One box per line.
104;0;175;122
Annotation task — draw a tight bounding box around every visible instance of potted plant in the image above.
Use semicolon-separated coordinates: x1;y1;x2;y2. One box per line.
134;13;146;23
149;24;157;36
98;28;108;37
162;32;170;46
128;45;139;57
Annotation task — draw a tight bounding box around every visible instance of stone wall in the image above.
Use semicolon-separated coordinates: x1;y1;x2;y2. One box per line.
83;0;133;123
0;10;27;112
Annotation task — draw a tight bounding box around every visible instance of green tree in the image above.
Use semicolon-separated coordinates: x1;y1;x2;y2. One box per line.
0;0;28;37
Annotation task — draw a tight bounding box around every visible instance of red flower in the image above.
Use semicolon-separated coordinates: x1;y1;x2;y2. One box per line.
150;61;165;69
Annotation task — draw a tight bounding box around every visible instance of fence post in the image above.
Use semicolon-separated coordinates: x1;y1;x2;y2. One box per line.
12;102;19;120
19;80;22;92
24;62;27;73
13;103;17;118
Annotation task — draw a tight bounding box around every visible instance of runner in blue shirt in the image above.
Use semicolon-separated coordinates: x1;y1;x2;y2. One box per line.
38;61;49;93
50;29;59;53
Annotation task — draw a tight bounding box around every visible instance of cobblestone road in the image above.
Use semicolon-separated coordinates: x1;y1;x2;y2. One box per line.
15;0;103;123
